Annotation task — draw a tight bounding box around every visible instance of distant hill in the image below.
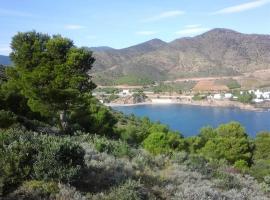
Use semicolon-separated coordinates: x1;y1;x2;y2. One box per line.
0;55;11;66
91;28;270;85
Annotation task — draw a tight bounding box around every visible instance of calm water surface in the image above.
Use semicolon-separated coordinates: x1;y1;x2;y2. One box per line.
113;104;270;137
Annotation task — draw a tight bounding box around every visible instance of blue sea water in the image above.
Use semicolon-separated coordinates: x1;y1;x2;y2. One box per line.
113;104;270;137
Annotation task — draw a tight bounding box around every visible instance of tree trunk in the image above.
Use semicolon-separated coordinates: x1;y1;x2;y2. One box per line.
59;110;68;132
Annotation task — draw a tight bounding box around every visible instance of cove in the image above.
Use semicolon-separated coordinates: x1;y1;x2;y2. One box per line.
113;104;270;137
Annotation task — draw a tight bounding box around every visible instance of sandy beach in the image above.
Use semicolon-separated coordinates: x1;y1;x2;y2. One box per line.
105;99;266;111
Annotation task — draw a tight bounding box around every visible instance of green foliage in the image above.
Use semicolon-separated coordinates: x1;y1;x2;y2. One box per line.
215;78;241;90
18;180;59;198
94;87;120;94
116;116;152;145
114;75;154;86
216;122;247;138
108;94;119;102
185;136;203;153
149;81;196;94
89;180;147;200
234;160;249;173
0;128;85;195
143;131;186;155
93;136;132;157
200;122;252;165
192;93;207;101
253;132;270;160
33;136;85;182
250;159;270;182
185;154;213;176
5;31;96;131
0;110;17;128
0;129;39;194
70;97;117;136
132;91;147;103
215;172;242;190
236;91;255;104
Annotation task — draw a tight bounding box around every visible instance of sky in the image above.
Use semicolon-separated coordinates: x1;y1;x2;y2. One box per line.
0;0;270;55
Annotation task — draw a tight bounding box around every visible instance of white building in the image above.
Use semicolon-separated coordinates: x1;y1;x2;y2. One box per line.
224;93;233;99
249;90;270;100
253;99;264;103
213;94;222;100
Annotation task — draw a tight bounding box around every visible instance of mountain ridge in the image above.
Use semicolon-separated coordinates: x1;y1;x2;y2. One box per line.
0;55;11;66
91;28;270;85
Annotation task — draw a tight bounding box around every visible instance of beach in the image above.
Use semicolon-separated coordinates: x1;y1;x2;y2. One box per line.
105;99;265;111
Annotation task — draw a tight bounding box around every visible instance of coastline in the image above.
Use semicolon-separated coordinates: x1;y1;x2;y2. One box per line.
105;100;267;112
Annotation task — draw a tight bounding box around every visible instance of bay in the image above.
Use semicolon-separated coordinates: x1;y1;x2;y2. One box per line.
113;104;270;137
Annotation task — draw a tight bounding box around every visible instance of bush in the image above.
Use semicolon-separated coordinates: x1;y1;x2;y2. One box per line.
13;180;59;199
234;160;249;173
254;132;270;160
143;131;186;155
70;98;117;136
200;122;252;165
33;136;85;182
250;159;270;182
94;136;132;158
215;172;242;190
0;110;17;128
0;129;39;195
88;180;150;200
185;155;215;177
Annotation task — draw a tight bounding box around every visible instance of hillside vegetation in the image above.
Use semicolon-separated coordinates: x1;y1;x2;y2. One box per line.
0;31;270;200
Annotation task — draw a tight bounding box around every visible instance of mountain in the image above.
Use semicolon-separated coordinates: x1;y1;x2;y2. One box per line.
0;55;11;66
91;28;270;85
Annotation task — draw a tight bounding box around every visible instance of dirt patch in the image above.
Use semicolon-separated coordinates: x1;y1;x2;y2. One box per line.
193;80;229;92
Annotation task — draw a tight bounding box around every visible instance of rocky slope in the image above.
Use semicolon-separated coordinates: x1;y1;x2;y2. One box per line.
91;28;270;85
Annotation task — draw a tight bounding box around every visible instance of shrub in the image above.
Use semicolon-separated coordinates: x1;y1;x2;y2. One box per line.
260;176;270;193
14;180;59;199
200;122;252;165
234;160;249;173
254;132;270;160
88;180;150;200
143;131;186;155
33;136;85;182
250;159;270;182
93;136;132;158
185;155;215;177
0;129;39;195
215;172;242;190
70;98;117;136
0;110;17;128
117;124;146;145
55;184;86;200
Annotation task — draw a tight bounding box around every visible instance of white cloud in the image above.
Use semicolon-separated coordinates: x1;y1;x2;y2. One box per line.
0;8;32;17
185;24;202;28
176;26;210;36
213;0;270;14
65;24;86;30
136;31;157;36
143;10;185;22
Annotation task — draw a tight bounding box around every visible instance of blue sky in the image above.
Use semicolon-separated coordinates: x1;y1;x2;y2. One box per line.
1;0;270;55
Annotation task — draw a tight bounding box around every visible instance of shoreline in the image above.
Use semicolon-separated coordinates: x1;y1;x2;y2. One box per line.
105;100;268;112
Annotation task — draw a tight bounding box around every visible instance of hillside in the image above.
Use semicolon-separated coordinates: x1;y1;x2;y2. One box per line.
0;55;11;66
91;29;270;85
1;31;270;200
